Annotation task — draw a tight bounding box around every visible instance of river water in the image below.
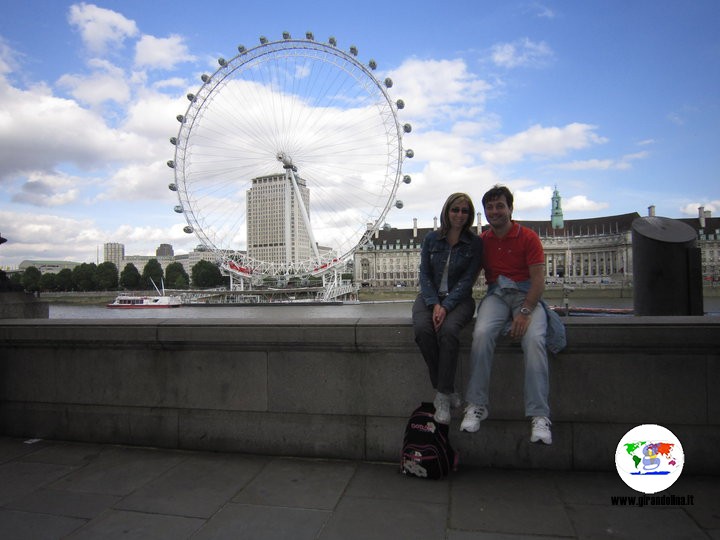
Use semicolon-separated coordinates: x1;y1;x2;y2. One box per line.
49;296;720;319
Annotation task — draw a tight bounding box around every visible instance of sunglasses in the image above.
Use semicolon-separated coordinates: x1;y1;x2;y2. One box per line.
450;207;470;215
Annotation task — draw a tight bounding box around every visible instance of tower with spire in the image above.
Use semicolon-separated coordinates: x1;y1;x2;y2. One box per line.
551;185;564;230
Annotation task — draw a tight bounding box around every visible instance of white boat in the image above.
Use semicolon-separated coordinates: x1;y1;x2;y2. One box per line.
107;294;182;309
107;278;182;309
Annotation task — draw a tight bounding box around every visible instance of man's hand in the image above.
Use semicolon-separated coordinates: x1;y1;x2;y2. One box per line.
510;311;530;340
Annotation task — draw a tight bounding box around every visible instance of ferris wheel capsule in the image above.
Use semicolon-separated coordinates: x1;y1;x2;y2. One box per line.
403;175;411;184
368;59;377;70
329;36;337;46
395;200;404;209
396;99;405;109
169;137;177;145
237;45;246;53
403;123;412;133
384;77;393;88
283;31;291;40
349;45;358;56
405;149;414;158
305;31;314;40
183;226;193;234
167;160;175;168
201;74;210;83
174;205;184;213
218;57;227;67
168;183;178;191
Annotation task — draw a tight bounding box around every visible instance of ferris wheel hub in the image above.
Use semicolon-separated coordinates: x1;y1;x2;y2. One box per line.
277;152;296;170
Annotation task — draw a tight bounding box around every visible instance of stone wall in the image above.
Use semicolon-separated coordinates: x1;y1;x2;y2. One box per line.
0;316;718;473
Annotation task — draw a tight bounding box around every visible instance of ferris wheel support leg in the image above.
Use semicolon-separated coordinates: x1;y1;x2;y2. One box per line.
286;168;321;263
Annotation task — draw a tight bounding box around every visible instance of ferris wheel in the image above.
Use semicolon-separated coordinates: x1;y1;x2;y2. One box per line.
168;32;412;280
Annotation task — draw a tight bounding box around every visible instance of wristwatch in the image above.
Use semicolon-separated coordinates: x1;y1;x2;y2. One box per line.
519;306;532;316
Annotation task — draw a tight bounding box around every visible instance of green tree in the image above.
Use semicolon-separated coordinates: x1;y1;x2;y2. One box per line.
39;272;58;291
141;259;164;290
55;268;74;291
119;263;141;289
72;263;98;291
22;266;42;292
165;262;189;289
191;260;225;288
96;261;119;290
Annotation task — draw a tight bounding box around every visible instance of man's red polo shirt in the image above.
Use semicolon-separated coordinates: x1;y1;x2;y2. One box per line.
481;222;544;284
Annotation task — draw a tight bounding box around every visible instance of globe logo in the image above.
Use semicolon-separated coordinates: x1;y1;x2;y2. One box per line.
615;424;684;494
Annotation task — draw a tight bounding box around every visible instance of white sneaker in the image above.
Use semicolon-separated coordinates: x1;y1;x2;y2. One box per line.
460;404;488;433
448;392;462;409
433;393;451;424
530;416;552;444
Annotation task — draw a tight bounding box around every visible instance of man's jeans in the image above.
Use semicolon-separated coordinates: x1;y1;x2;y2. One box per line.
464;292;550;417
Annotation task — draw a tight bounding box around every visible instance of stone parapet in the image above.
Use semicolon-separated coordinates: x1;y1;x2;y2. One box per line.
0;316;718;473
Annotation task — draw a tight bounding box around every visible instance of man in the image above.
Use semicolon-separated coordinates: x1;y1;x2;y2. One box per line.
461;185;553;444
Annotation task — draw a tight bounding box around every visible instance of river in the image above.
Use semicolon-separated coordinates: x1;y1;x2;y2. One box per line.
49;296;720;319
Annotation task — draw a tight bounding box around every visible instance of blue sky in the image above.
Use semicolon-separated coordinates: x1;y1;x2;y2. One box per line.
1;0;718;268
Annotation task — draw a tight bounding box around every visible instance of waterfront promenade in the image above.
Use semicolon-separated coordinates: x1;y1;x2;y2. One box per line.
1;436;718;539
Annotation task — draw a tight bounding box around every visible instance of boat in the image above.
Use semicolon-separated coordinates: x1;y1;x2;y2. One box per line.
107;278;182;309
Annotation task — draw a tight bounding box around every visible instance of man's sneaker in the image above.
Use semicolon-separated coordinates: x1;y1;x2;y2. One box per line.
530;416;552;444
460;404;488;433
433;393;451;424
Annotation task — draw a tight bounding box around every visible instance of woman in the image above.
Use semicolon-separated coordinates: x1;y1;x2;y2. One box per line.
412;193;483;424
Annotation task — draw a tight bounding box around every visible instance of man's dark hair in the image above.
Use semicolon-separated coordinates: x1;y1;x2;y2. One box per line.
482;185;513;210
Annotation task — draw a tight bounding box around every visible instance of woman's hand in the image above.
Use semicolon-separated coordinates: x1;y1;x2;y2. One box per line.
433;304;447;331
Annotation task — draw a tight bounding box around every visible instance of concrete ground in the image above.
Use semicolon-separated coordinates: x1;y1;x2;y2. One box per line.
0;436;717;539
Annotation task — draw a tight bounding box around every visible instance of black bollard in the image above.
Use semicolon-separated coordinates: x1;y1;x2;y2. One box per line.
632;216;703;316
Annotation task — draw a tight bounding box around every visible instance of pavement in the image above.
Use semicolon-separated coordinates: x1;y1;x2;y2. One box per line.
0;436;717;540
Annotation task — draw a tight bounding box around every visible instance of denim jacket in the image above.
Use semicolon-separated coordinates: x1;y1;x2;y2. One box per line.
487;275;567;354
419;230;483;312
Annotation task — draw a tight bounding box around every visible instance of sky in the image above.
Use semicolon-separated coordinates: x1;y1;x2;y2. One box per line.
1;0;718;269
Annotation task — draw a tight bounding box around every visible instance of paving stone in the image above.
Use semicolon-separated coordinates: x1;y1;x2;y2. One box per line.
5;488;121;519
231;457;356;510
0;508;85;540
318;495;447;540
344;462;449;505
193;503;330;540
63;509;204;540
0;461;77;506
50;446;186;496
449;468;575;537
567;504;708;539
116;453;268;518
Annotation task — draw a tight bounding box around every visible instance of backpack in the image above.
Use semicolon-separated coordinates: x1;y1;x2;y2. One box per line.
400;402;458;479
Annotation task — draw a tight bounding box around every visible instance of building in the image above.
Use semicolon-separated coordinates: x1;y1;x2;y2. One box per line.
353;190;719;288
103;242;125;271
246;173;312;265
17;260;81;274
156;243;174;257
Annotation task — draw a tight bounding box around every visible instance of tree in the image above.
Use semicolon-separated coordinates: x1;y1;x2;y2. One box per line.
72;263;98;291
39;272;58;291
191;260;225;288
119;263;141;290
22;266;42;292
55;268;74;291
141;259;164;290
165;262;189;289
96;261;119;290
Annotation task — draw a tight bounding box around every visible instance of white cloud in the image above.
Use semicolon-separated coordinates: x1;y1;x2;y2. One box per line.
553;151;649;171
491;38;554;69
134;34;196;70
563;195;609;213
68;2;139;55
56;59;131;107
480;123;607;164
10;171;82;207
389;58;492;128
680;201;718;216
